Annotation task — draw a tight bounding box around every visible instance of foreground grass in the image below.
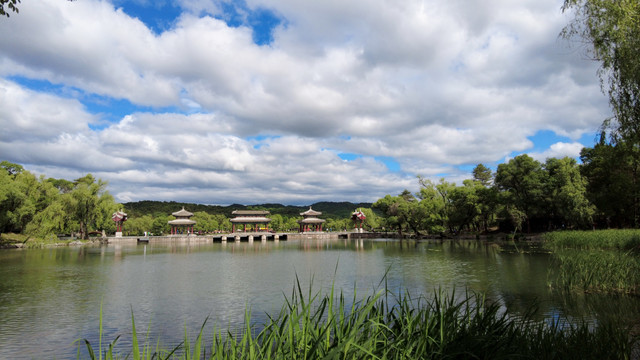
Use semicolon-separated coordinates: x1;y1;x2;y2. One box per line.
77;282;638;360
544;229;640;251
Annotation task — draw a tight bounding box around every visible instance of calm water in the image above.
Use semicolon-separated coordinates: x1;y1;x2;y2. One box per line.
0;238;638;359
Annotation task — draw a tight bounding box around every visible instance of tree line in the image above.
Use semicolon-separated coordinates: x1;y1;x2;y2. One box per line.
0;161;377;238
372;140;640;236
0;161;119;240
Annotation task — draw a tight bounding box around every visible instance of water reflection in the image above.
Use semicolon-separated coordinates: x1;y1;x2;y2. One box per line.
0;239;637;358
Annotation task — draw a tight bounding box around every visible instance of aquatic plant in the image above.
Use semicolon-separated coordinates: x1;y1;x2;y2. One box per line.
76;280;638;359
548;249;640;295
544;229;640;251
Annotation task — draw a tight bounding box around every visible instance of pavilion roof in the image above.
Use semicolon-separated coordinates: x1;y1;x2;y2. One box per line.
232;210;271;216
297;218;326;224
230;216;272;223
168;219;197;225
172;207;194;217
300;207;322;216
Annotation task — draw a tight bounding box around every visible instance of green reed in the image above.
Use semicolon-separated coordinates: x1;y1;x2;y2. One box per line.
76;279;638;359
544;229;640;251
548;249;640;295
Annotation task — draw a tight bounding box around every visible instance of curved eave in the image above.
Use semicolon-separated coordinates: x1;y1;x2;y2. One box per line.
168;219;197;225
230;217;272;223
297;219;326;224
172;210;194;217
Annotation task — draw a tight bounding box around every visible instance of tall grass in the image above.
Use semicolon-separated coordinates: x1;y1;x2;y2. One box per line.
76;280;638;360
548;249;640;295
544;229;640;251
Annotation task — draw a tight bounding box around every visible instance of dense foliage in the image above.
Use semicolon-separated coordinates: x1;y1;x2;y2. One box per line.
373;155;606;236
0;161;120;241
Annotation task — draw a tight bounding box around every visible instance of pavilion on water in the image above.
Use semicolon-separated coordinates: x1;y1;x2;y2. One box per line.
168;207;196;235
230;210;271;232
297;207;325;232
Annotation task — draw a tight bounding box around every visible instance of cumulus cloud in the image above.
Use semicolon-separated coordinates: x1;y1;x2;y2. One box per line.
0;0;611;204
530;142;585;163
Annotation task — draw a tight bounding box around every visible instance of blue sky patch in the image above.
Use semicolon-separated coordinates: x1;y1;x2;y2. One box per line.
9;76;181;128
375;156;401;172
214;1;283;45
113;1;182;35
527;130;571;152
248;134;281;149
338;152;361;161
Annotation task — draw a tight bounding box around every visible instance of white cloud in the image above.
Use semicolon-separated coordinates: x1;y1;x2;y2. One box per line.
530;142;585;163
0;0;611;204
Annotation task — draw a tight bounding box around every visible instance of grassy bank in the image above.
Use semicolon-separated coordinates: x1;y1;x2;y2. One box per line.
78;284;637;360
543;229;640;250
0;232;94;248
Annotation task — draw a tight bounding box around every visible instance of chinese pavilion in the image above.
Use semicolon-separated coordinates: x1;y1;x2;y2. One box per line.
298;207;325;232
168;207;196;235
230;210;271;232
112;210;128;237
351;209;366;232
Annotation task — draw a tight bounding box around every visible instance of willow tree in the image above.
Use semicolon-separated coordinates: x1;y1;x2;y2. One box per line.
68;174;118;239
562;0;640;142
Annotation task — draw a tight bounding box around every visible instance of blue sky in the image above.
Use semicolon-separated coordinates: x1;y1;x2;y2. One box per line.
0;0;609;205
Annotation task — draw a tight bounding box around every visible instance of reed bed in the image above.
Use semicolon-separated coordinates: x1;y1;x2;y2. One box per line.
548;249;640;295
77;280;637;360
544;229;640;251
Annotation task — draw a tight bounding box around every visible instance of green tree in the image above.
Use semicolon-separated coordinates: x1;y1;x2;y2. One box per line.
68;174;116;239
47;178;74;193
1;160;24;176
373;191;430;236
25;199;72;239
214;214;231;232
562;0;640;143
151;215;171;235
192;211;218;233
472;164;493;186
270;214;284;231
360;208;380;230
580;139;640;227
448;180;483;233
4;172;58;233
495;155;548;232
127;215;153;236
544;157;595;229
416;179;448;234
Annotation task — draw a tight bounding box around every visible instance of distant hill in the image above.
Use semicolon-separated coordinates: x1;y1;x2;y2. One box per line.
123;200;374;219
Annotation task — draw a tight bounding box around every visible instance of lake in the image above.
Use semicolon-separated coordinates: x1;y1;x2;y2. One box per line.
0;238;638;359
